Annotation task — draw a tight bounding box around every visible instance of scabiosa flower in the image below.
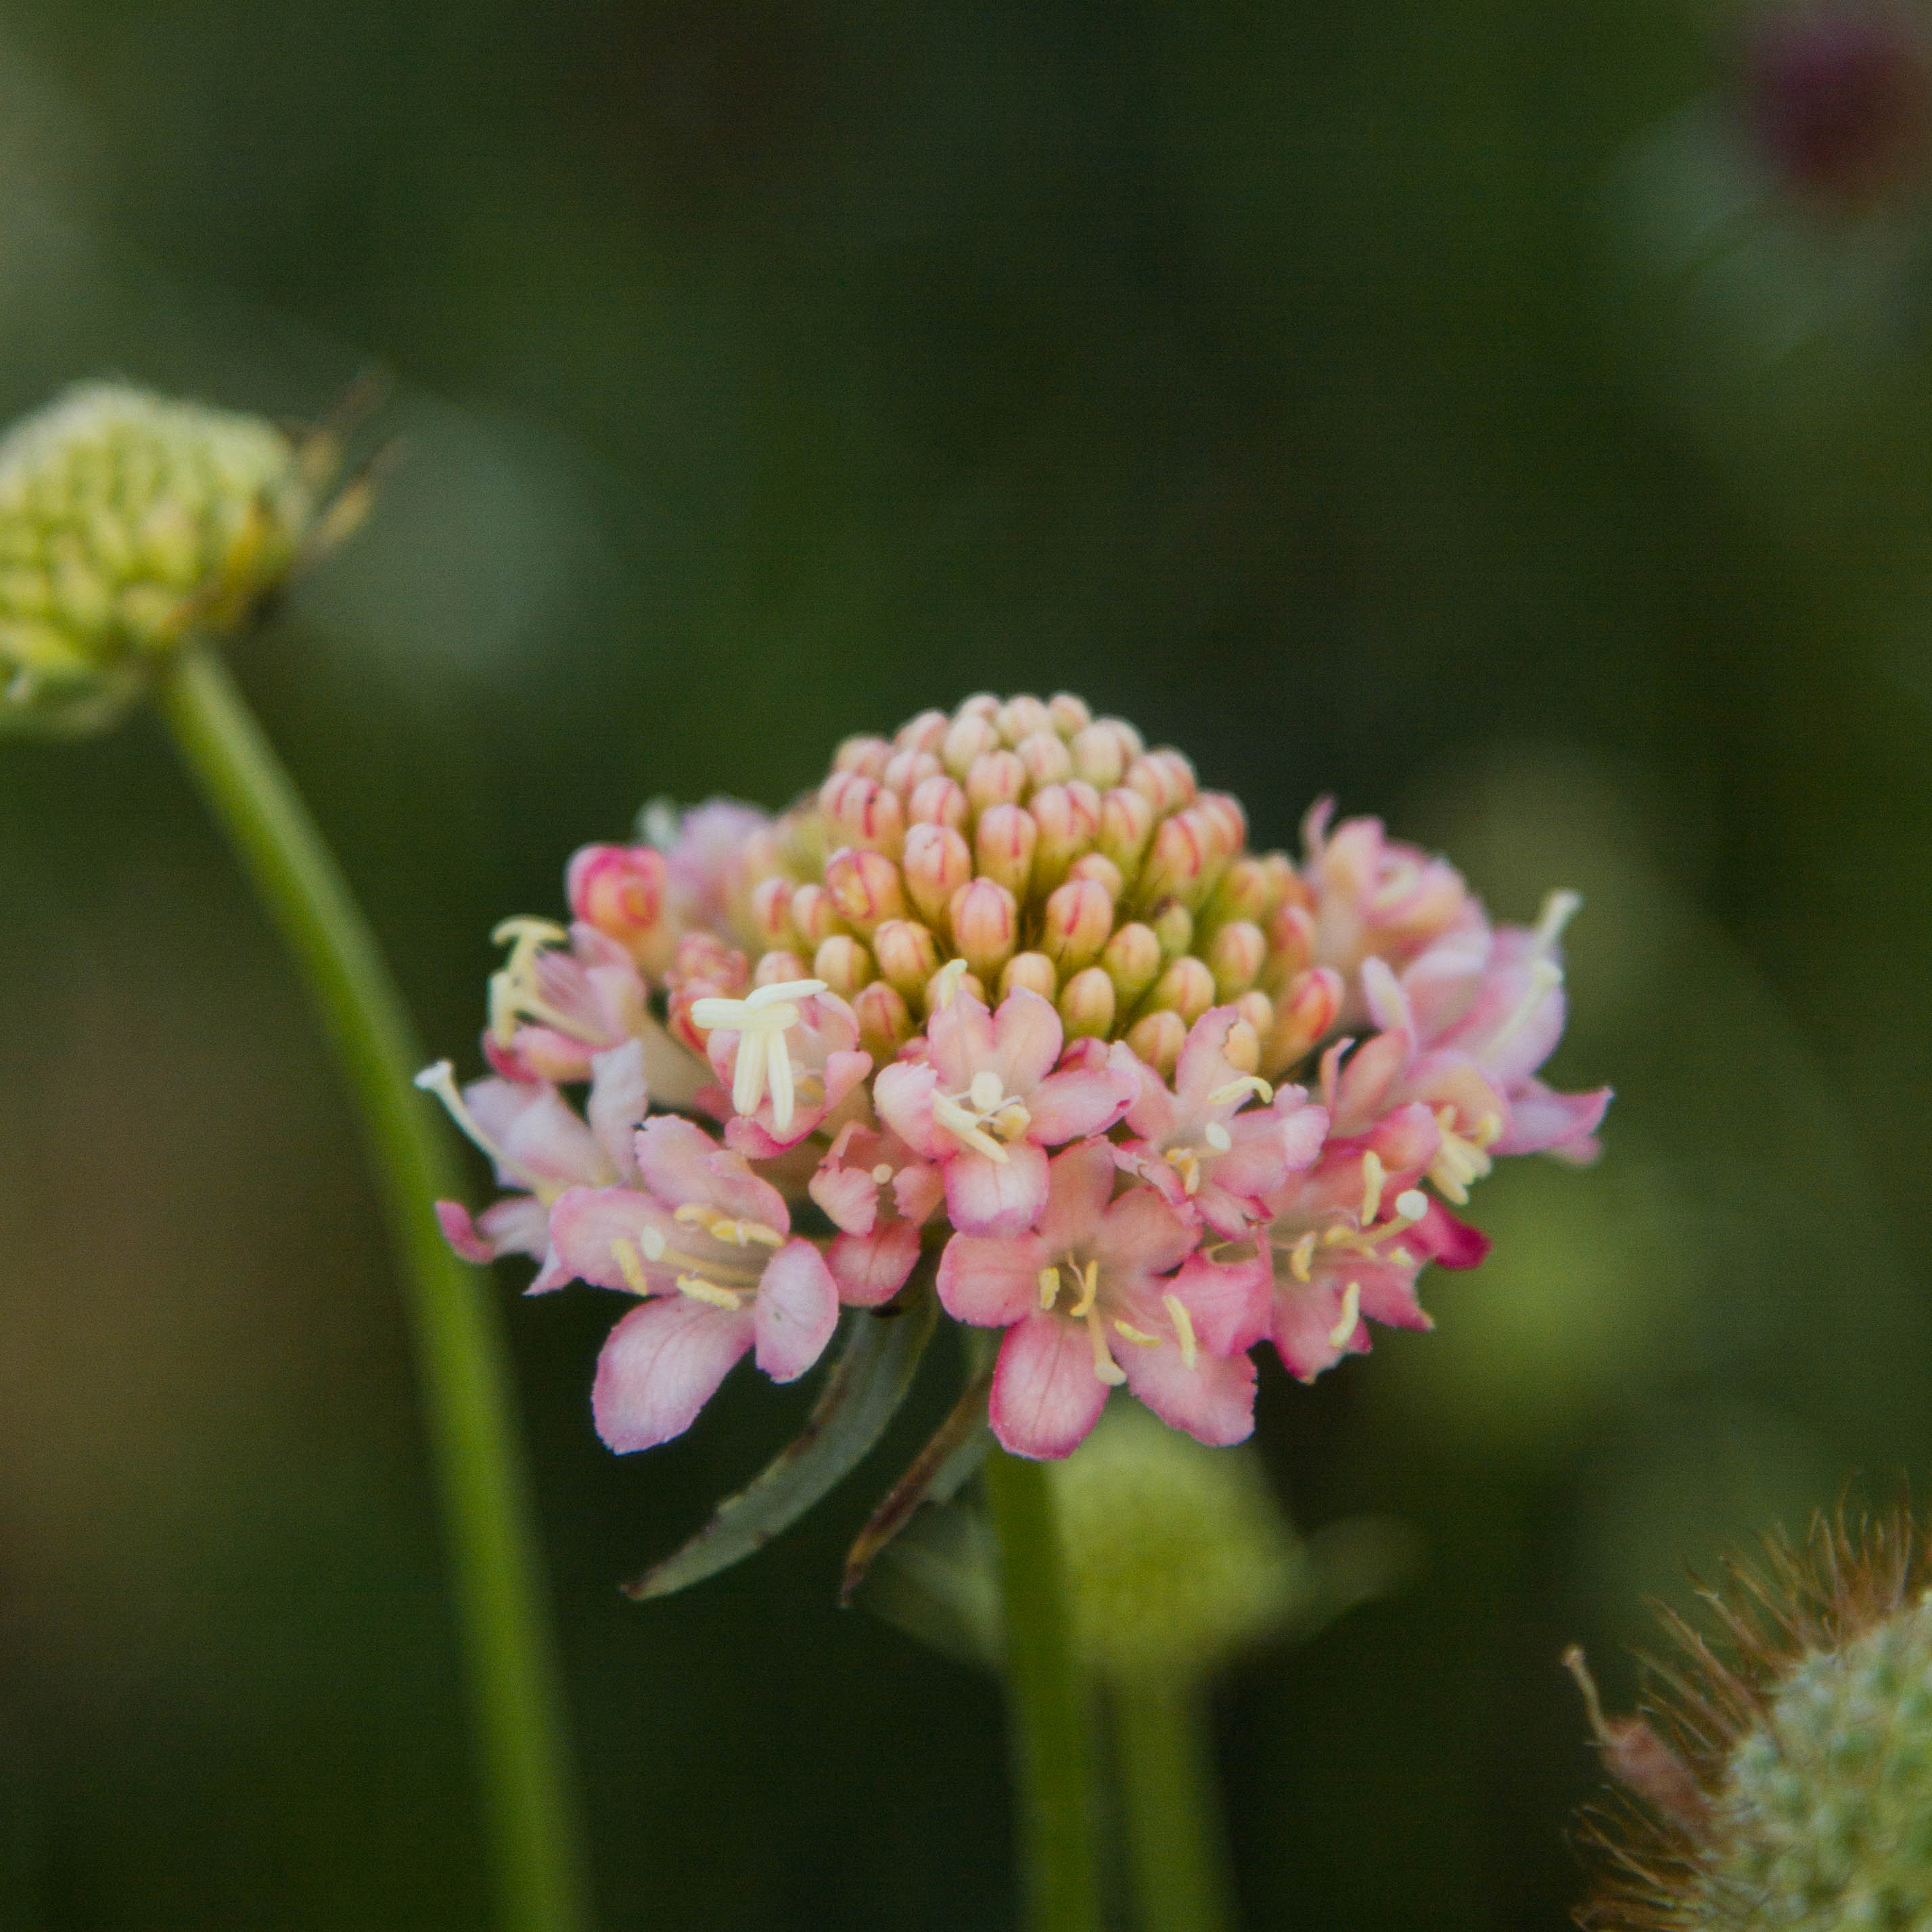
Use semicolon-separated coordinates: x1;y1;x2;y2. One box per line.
1568;1507;1932;1931
426;693;1607;1511
0;382;365;736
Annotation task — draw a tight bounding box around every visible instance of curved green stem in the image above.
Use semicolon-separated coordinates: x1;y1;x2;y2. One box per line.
1113;1676;1237;1932
155;645;593;1932
982;1446;1101;1932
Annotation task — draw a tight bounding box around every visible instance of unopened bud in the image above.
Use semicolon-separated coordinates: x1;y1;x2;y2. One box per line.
1207;919;1267;1000
833;733;893;779
1068;722;1129;789
1151;900;1195;962
895;708;950;755
1041;877;1116;973
906;773;969;831
814;934;875;998
1103;921;1163;1005
975;802;1038;898
1015;729;1073;790
1126;1009;1187;1079
1046;692;1092;736
825;846;906;935
949;878;1019;978
1137;808;1215;910
1097;785;1157;874
0;383;354;735
902;822;973;926
1058;965;1117;1040
749;873;799;952
819;771;906;859
1193;790;1247;860
852;980;914;1059
1144;955;1216;1026
754;948;811;987
566;843;668;965
789;882;844;949
1263;902;1316;988
966;749;1028;814
957;692;1003;722
1030;781;1101;892
1201;854;1279;936
1223;1018;1262;1075
942;710;1001;777
1001;951;1059;1002
1262;966;1341;1076
1235;989;1274;1039
873;917;942;998
1067;851;1126;900
1124;748;1197;813
882;746;940;796
998;694;1053;743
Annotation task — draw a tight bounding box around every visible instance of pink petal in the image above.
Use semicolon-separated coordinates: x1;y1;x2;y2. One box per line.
1096;1181;1199;1281
586;1039;649;1182
1026;1062;1137;1145
872;1059;941;1158
634;1116;790;1232
988;1313;1111;1459
1270;1281;1367;1383
944;1141;1050;1237
1120;1341;1256;1447
926;986;996;1090
547;1185;678;1293
937;1229;1049;1327
1037;1139;1118;1251
808;1157;880;1236
1164;1251;1272;1356
436;1200;498;1264
819;1047;874;1117
892;1160;946;1225
1112;1141;1194;1219
992;987;1063;1093
1327;1030;1410;1136
753;1239;841;1381
1492;1081;1611;1157
1121;1051;1179;1141
592;1296;754;1451
1352;1260;1432;1332
1414;1199;1491;1270
478;1195;552;1265
1172;1007;1242;1113
468;1077;611;1190
1275;1093;1329;1171
829;1220;922;1307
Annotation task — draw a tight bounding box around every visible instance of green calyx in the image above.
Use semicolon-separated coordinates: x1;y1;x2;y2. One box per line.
0;383;353;736
1697;1596;1932;1931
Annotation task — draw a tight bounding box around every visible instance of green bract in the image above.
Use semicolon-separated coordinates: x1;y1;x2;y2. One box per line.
0;383;338;736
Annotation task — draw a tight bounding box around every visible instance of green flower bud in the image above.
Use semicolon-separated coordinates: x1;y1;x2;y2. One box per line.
0;382;359;736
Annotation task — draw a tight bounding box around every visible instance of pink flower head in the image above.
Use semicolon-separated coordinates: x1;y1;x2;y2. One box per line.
547;1116;840;1450
419;1037;649;1293
1115;1005;1329;1238
938;1141;1269;1458
692;980;873;1155
808;1120;944;1306
566;842;674;977
874;984;1138;1237
1260;1100;1487;1381
1302;800;1481;1019
661;798;771;939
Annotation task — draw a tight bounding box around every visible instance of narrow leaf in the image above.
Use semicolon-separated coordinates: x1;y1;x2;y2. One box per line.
840;1366;993;1605
625;1281;939;1600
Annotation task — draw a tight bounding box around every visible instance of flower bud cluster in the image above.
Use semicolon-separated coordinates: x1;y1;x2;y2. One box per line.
0;383;355;736
423;694;1609;1463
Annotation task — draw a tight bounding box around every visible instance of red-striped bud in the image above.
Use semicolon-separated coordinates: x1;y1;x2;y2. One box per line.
894;708;950;756
1097;785;1156;873
881;746;940;796
966;749;1028;813
1015;729;1073;791
1041;877;1116;973
902;822;973;927
975;802;1038;899
1125;1008;1186;1079
949;878;1018;978
998;694;1053;743
1152;900;1195;961
873;918;942;999
749;874;798;952
753;948;810;987
1030;781;1101;893
906;773;969;831
566;843;668;965
814;934;875;998
832;733;892;779
942;710;1001;777
824;846;905;936
1001;951;1059;1002
1103;921;1163;1005
1125;748;1197;813
1068;721;1129;789
1046;692;1092;735
1207;919;1267;999
1262;966;1342;1077
1143;954;1216;1026
852;980;914;1059
819;770;906;859
1058;965;1117;1040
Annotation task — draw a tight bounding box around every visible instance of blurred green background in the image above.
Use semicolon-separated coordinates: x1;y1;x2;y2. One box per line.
5;0;1932;1925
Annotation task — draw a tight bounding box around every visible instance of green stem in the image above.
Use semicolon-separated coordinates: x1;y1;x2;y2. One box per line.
155;646;593;1932
982;1446;1101;1932
1113;1676;1237;1932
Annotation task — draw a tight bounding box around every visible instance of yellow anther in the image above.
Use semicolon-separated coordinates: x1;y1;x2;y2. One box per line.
930;959;971;1009
1328;1280;1362;1350
1168;1146;1203;1196
992;1101;1034;1142
1112;1319;1162;1347
1360;1150;1387;1224
1162;1291;1199;1370
688;978;826;1132
969;1070;1004;1113
675;1273;746;1311
1086;1305;1127;1386
610;1237;651;1295
1068;1259;1100;1320
1204;1074;1272;1109
1394;1188;1428;1224
1038;1266;1061;1310
1202;1120;1233;1154
673;1201;784;1247
639;1226;668;1261
870;1163;894;1185
932;1092;1010;1163
1289;1230;1316;1283
491;915;569;950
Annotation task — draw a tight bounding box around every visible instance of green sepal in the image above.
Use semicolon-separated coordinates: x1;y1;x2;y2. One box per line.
624;1278;940;1601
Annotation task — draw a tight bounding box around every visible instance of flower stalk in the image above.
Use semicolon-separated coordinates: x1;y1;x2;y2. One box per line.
982;1445;1102;1932
155;644;592;1932
1111;1677;1235;1932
